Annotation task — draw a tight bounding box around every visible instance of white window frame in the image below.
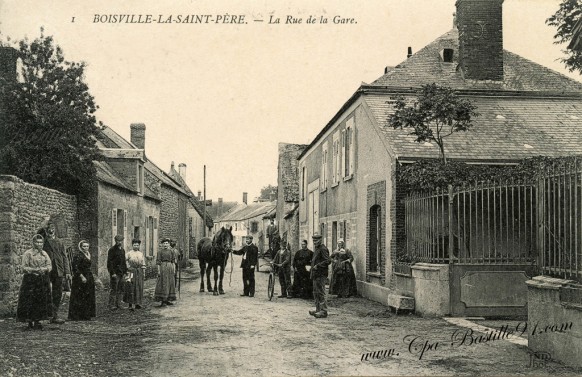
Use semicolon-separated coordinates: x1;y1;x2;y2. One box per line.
344;117;355;180
332;132;340;187
321;142;328;192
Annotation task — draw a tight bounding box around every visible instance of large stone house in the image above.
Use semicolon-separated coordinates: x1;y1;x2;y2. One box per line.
82;124;191;281
297;0;582;318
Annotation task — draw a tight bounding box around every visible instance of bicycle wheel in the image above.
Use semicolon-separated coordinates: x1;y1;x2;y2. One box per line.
268;273;275;301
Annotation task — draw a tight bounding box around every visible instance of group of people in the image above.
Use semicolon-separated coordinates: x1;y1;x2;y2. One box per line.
232;229;357;319
16;218;183;330
16;220;96;329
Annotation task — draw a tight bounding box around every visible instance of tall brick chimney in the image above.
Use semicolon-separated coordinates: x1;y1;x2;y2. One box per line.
456;0;504;81
0;47;18;82
178;163;187;179
243;192;248;205
130;123;146;149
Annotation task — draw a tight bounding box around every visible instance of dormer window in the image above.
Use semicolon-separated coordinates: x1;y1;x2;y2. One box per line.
441;48;454;63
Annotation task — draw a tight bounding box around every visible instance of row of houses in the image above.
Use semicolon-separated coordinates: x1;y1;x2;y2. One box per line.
277;0;582;367
0;43;215;292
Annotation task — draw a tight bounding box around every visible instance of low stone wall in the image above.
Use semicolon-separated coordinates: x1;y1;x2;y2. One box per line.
411;263;450;316
526;276;582;368
0;175;78;316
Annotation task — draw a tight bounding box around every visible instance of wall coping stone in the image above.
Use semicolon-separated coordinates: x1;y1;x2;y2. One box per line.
526;275;575;290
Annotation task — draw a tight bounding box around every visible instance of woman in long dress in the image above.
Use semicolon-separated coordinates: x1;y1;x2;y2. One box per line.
16;234;53;330
329;239;358;298
124;239;146;310
154;238;177;306
68;240;96;321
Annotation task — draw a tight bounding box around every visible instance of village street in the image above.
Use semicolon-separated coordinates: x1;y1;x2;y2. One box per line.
2;255;580;377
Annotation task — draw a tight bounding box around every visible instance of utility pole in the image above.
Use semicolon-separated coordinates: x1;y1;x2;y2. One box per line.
203;165;206;238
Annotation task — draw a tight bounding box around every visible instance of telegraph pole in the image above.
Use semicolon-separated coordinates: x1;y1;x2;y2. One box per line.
203;165;206;237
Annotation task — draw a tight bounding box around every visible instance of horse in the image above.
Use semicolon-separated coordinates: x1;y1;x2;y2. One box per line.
197;226;233;296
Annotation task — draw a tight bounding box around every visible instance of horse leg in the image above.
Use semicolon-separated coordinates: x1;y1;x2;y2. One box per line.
218;263;225;295
213;264;219;296
199;259;206;292
206;263;213;293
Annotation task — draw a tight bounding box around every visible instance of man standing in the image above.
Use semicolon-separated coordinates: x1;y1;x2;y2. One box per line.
309;233;331;318
107;235;127;310
274;242;292;298
232;236;258;297
291;240;313;299
266;219;278;256
39;220;71;324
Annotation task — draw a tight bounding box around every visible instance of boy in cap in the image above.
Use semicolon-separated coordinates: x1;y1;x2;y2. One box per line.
107;234;127;310
309;233;331;318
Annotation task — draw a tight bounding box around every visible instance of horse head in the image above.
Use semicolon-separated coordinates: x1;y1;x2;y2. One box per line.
214;226;233;254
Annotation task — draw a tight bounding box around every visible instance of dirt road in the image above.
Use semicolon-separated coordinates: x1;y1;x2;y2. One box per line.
1;258;580;376
145;259;581;376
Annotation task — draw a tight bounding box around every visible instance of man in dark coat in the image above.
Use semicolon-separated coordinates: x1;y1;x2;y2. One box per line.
266;219;278;256
107;235;127;310
291;240;313;299
309;233;331;318
274;242;292;298
39;220;71;324
232;236;258;297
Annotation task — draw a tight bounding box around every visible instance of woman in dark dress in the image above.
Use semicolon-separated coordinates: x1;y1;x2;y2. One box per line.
17;234;53;330
68;240;96;321
329;239;358;298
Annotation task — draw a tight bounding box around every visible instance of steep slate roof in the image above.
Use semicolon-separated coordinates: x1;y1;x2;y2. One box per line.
217;202;276;222
299;28;582;162
372;29;582;93
364;91;582;161
278;143;308;202
167;167;214;228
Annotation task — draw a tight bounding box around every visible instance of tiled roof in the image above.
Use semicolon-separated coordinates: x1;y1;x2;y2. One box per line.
278;143;308;202
364;92;582;161
217;201;276;222
94;161;160;200
371;29;582;93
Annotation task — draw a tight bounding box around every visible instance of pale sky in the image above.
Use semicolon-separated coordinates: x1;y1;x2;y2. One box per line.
1;0;580;202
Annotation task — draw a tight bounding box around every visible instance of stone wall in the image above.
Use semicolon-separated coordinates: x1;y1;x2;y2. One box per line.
0;175;78;316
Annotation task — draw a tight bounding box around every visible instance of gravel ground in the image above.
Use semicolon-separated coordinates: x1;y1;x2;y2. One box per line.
1;257;580;376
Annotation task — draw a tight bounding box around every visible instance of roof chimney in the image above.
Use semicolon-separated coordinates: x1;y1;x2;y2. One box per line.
407;46;413;58
178;163;187;179
218;197;223;217
0;47;18;82
243;192;248;205
456;0;504;81
130;123;146;149
198;191;202;200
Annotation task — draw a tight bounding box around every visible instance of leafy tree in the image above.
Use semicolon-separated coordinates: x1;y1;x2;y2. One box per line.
259;184;277;200
546;0;582;74
388;84;479;164
0;29;100;194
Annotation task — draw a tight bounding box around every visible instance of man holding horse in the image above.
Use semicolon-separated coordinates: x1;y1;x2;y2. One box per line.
232;235;258;297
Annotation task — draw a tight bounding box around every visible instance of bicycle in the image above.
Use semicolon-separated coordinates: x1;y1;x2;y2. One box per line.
260;261;276;301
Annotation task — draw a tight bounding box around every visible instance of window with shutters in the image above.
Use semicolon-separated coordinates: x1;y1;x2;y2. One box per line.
251;221;259;233
321;142;328;192
332;132;340;187
344;117;355;180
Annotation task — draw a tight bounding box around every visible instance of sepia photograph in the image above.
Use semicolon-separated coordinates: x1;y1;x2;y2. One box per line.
0;0;581;376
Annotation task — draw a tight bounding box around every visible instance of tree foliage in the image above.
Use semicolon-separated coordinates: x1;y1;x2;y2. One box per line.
259;184;277;200
0;29;100;194
388;84;479;164
547;0;582;73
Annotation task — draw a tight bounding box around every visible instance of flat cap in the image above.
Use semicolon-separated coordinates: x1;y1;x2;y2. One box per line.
247;235;254;240
114;235;124;242
312;233;322;240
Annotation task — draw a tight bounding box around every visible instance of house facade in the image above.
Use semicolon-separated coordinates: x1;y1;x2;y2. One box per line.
297;0;582;317
84;124;191;281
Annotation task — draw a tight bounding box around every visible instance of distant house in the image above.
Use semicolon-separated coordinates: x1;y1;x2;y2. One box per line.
83;124;191;281
167;162;214;259
297;0;582;318
276;143;307;254
214;196;276;252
